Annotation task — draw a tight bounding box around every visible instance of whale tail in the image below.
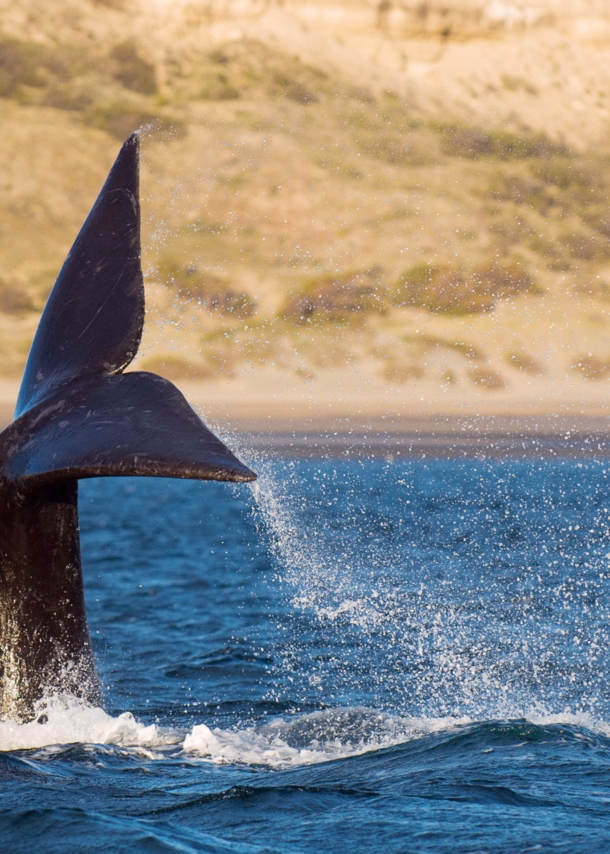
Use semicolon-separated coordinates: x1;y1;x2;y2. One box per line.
0;134;255;720
4;133;255;486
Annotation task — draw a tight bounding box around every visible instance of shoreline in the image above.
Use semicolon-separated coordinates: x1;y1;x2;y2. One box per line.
2;377;610;457
237;433;610;459
224;420;610;459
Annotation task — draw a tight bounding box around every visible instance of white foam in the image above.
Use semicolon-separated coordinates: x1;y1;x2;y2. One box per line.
183;722;330;766
526;709;610;738
183;708;472;767
0;695;169;752
3;700;610;764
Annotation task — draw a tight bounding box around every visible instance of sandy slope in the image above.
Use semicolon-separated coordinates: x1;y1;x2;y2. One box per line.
1;0;610;423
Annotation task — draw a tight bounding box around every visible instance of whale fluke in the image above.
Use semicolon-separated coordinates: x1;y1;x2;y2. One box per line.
0;134;256;721
15;133;144;418
3;372;253;485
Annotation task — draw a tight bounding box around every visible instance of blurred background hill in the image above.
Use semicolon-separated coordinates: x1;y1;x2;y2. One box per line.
1;0;610;423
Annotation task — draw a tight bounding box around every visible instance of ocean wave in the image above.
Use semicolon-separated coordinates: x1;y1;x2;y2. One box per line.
3;699;610;767
183;707;470;767
0;808;266;854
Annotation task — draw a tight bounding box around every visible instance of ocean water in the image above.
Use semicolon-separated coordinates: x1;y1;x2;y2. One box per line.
2;450;610;852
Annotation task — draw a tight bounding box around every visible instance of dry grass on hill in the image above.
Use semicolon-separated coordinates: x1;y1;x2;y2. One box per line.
1;2;610;413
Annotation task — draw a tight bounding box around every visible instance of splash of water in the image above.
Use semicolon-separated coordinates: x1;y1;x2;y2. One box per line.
0;696;163;753
240;454;610;721
3;697;610;770
4;445;607;765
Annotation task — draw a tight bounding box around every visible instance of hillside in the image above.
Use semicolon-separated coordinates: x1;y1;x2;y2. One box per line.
1;0;610;422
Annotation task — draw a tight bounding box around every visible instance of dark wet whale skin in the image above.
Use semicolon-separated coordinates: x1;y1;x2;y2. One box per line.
0;134;255;721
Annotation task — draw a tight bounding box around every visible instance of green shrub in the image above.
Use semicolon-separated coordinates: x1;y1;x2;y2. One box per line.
393;262;537;315
42;82;95;111
286;82;317;104
582;209;610;239
348;86;375;104
528;234;562;261
403;333;485;360
0;38;50;96
501;74;537;95
355;131;430;167
0;283;33;314
209;49;231;65
0;39;93;102
448;340;485;360
439;124;566;161
282;269;386;324
560;231;610;261
488;212;535;246
394;264;440;305
572;355;610;381
110;41;157;95
91;0;128;8
163;264;256;318
269;71;319;104
487;171;554;213
472;263;538;297
468;367;507;389
0;36;164;112
196;70;240;100
505;352;544;374
530;159;604;205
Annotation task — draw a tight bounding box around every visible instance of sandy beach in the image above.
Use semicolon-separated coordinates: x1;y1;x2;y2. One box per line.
2;371;609;458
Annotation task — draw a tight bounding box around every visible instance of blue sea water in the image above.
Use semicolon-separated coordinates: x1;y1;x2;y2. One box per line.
2;449;610;852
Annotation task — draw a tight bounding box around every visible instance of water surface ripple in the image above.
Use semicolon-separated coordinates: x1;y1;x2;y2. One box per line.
2;456;610;852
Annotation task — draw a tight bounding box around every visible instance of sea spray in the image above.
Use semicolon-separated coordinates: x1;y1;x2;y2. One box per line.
203;448;610;721
0;695;164;753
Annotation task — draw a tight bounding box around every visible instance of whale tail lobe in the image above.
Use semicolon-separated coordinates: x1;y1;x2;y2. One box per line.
6;133;255;486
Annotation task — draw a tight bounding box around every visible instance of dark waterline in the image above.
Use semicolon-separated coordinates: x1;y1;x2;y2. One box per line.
2;455;610;852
